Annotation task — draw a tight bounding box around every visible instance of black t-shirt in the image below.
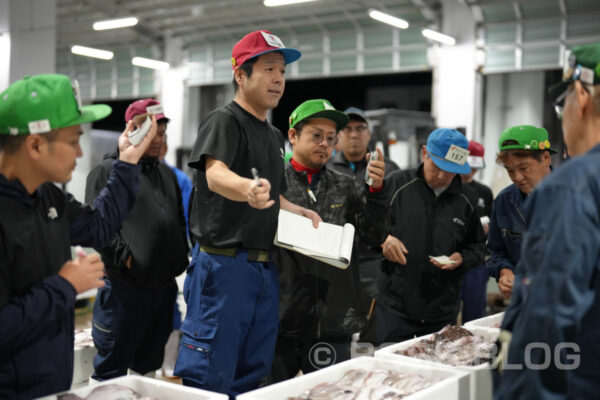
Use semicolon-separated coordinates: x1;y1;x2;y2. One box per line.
188;101;287;251
467;180;493;218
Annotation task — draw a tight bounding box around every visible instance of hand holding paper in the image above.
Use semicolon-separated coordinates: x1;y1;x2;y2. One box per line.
430;252;463;270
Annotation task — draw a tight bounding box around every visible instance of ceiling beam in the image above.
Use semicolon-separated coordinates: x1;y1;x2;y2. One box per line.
85;0;164;45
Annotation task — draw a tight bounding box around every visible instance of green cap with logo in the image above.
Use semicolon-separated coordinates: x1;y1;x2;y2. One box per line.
0;74;111;135
549;42;600;98
289;99;349;130
499;125;557;154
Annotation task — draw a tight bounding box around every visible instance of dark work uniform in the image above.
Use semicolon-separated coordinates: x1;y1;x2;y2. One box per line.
327;151;399;303
269;161;388;382
0;161;140;399
375;166;486;343
496;144;600;399
174;101;287;397
86;153;189;380
460;179;493;322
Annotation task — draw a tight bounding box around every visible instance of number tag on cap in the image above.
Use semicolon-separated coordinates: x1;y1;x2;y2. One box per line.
146;104;164;115
579;66;594;85
261;31;284;48
28;119;51;134
445;144;469;166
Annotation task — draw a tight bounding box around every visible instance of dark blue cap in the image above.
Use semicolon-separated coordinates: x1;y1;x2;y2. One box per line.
344;107;369;124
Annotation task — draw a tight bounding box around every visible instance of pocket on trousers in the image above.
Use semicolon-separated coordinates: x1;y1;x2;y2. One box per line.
175;317;218;384
91;283;118;351
92;320;117;351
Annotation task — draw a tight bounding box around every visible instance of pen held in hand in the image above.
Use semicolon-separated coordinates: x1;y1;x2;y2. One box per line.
251;167;262;187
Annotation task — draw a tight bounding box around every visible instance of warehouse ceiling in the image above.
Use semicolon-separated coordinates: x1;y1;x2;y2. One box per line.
56;0;441;51
56;0;600;52
465;0;600;24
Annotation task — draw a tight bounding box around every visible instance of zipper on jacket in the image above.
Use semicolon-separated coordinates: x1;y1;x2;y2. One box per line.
307;188;317;204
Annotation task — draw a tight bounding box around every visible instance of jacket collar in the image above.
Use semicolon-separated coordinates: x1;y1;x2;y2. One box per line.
416;163;463;196
331;150;367;168
0;173;35;206
104;148;158;171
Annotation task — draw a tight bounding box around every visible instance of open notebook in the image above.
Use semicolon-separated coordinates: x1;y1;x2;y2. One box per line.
274;209;355;269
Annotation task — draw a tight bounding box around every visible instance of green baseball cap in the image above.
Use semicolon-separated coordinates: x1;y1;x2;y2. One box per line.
549;42;600;98
289;99;349;130
499;125;557;154
0;74;111;135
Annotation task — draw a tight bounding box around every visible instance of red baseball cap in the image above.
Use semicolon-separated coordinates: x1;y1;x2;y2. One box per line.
467;140;485;169
125;98;169;123
231;30;301;70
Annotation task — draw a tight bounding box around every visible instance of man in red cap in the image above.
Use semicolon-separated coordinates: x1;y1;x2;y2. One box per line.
85;98;189;382
175;30;320;397
459;140;493;322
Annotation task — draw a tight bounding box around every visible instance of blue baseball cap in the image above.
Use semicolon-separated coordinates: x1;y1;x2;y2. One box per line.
426;128;471;174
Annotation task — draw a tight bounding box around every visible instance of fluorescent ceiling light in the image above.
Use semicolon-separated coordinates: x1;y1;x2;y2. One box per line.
422;29;456;45
71;45;114;60
368;9;409;30
264;0;317;6
132;56;170;70
93;17;138;31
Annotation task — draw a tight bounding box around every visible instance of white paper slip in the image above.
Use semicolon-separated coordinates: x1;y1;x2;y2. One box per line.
128;116;151;146
429;255;456;265
274;209;355;269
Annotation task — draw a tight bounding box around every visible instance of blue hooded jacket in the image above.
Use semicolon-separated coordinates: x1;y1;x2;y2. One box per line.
0;160;139;399
495;144;600;399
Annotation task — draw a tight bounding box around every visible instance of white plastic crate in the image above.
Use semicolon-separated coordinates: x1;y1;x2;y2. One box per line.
237;356;469;400
464;312;504;329
41;375;227;399
374;326;499;400
72;346;97;386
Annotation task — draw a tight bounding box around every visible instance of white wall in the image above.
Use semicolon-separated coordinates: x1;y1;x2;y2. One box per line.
3;0;55;85
432;0;478;139
0;1;10;91
481;71;545;194
159;37;188;166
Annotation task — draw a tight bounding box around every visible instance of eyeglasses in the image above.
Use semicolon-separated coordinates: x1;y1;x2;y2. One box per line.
553;88;568;120
342;124;368;134
553;83;593;120
308;131;338;147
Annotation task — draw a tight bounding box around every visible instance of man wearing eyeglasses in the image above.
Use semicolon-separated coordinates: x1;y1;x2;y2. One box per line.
495;43;600;399
269;99;388;382
328;107;399;306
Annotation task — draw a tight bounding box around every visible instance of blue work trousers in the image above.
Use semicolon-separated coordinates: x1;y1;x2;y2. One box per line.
459;264;489;323
174;244;279;398
91;278;177;380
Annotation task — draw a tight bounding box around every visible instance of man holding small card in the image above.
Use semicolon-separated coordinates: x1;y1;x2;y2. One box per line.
375;128;486;343
85;99;189;382
269;99;388;382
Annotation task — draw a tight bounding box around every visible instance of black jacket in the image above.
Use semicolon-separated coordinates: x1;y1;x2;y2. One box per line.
276;163;388;339
327;150;399;261
378;165;485;322
86;152;189;288
327;150;400;182
0;161;140;399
